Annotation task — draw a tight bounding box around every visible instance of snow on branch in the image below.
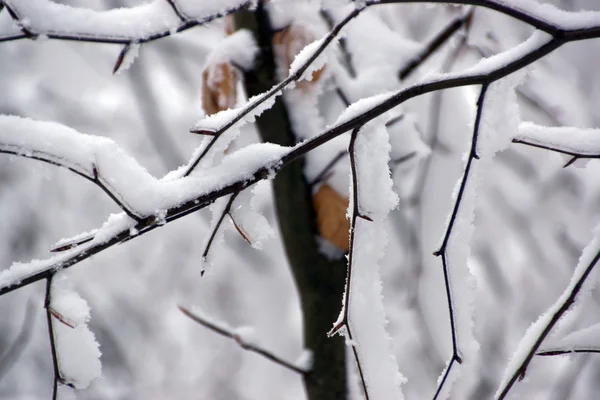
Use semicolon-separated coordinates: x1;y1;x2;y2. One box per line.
179;306;310;375
0;0;252;44
3;2;600;305
46;274;101;393
329;123;404;400
537;323;600;357
368;0;600;37
513;122;600;167
495;226;600;399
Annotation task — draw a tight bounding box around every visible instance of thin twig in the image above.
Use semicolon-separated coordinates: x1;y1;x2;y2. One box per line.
200;192;240;275
320;10;357;78
512;138;600;167
3;2;37;38
178;306;308;375
45;274;62;399
431;84;488;399
537;348;600;356
165;0;187;22
399;7;473;80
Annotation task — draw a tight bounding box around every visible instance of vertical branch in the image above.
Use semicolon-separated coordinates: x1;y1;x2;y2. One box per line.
45;274;61;400
200;191;240;275
431;83;488;399
329;127;370;399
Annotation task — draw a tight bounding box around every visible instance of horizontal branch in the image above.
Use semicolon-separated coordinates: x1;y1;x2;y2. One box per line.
0;0;251;44
537;348;600;357
369;0;600;39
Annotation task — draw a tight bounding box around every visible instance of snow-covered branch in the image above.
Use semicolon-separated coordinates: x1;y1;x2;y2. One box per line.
513;122;600;167
495;228;600;399
0;0;252;44
1;10;597;297
329;123;404;400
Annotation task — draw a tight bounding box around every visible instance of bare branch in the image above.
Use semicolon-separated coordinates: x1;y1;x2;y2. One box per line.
165;0;187;22
200;192;240;276
431;84;488;399
537;348;600;357
45;274;68;399
399;7;473;80
179;306;309;375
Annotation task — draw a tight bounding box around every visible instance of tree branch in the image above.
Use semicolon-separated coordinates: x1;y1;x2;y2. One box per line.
0;147;143;222
179;306;309;375
496;247;600;399
1;15;598;300
399;7;473;80
327;127;370;399
0;1;251;44
431;83;488;399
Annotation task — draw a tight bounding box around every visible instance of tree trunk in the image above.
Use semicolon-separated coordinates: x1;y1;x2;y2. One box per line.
234;5;348;400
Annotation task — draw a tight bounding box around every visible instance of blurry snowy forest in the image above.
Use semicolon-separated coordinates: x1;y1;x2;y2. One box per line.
3;0;600;399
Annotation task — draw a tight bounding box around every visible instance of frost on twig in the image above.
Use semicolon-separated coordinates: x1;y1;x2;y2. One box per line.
329;122;404;400
200;187;275;275
537;323;600;357
513;122;600;167
495;225;600;399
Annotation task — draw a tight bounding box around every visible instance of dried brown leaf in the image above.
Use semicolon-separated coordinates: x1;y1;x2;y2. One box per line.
272;24;325;91
201;62;239;116
313;184;350;251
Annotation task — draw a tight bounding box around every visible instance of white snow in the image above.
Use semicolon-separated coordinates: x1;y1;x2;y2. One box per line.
295;349;314;372
340;121;404;400
495;223;600;398
0;115;289;217
228;188;275;250
0;0;251;40
515;122;600;156
289;36;334;82
113;42;140;75
51;273;101;389
541;323;600;354
203;29;258;72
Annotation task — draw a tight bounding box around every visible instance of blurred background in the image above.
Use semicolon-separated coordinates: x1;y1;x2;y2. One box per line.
1;0;600;398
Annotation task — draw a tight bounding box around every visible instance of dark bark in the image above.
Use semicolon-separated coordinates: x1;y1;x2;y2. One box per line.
234;5;348;400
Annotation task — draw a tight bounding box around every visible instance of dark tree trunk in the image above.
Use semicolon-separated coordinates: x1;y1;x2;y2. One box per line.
234;5;348;400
